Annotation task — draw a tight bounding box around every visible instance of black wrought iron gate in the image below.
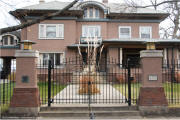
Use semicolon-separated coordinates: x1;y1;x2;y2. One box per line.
37;57;141;106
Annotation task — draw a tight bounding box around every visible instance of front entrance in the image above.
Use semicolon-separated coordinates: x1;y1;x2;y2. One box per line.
37;57;141;106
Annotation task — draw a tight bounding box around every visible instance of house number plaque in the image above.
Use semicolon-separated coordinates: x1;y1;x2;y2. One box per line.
22;76;29;83
148;75;158;81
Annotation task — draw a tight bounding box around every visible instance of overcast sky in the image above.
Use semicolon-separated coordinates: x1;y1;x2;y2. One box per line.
0;0;165;29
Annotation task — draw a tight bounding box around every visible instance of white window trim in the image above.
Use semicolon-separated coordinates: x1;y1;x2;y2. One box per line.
139;26;152;39
119;26;131;39
2;35;17;46
82;25;101;37
38;24;64;40
38;52;65;68
84;7;100;19
178;49;180;68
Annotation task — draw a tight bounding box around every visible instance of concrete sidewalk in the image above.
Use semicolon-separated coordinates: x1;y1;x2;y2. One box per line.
53;84;126;103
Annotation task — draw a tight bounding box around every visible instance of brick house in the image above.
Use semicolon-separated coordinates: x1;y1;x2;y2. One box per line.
0;0;180;71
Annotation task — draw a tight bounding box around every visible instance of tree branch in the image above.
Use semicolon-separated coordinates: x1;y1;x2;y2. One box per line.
0;0;79;35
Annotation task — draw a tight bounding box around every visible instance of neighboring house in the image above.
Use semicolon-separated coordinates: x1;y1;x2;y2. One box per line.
0;31;20;78
1;0;180;69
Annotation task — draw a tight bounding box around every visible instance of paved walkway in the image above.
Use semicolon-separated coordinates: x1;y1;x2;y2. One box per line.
53;84;126;104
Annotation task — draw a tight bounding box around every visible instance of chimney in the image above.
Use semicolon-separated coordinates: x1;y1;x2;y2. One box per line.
39;0;45;4
102;0;108;3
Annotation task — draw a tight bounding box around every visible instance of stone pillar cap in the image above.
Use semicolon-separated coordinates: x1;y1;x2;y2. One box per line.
140;50;163;58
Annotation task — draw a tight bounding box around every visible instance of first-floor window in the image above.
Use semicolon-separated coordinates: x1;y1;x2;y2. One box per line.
39;53;64;66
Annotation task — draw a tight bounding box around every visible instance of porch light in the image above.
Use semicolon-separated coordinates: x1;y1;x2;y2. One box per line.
146;42;156;50
19;40;36;50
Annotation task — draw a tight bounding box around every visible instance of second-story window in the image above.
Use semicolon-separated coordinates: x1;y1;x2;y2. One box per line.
140;26;152;39
39;24;64;39
119;26;131;39
89;7;93;18
83;7;100;19
2;35;16;46
82;25;101;37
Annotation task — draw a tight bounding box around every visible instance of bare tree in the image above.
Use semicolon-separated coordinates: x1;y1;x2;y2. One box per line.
124;0;180;39
0;0;79;35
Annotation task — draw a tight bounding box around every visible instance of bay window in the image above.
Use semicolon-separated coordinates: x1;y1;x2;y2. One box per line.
39;24;64;39
140;26;152;39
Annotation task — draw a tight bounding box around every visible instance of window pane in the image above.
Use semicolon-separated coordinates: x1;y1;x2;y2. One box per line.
43;53;49;65
40;25;44;38
10;36;14;45
89;8;93;18
3;36;8;45
49;53;54;64
95;8;99;18
59;25;64;38
120;28;130;38
55;53;60;65
46;26;56;38
141;27;151;38
84;8;87;18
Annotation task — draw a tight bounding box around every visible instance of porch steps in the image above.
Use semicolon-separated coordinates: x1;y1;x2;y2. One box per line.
39;104;141;119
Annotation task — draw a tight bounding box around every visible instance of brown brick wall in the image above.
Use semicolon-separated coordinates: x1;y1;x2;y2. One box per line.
10;88;40;107
138;87;168;106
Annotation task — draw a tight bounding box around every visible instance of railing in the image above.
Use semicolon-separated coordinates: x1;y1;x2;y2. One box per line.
37;57;141;105
0;61;16;107
80;37;102;44
162;61;180;105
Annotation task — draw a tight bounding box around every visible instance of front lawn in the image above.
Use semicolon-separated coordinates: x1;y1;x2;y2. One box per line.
38;82;66;104
0;82;66;113
114;82;180;105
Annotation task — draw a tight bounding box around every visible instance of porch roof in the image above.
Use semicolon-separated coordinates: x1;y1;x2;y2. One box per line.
103;38;180;44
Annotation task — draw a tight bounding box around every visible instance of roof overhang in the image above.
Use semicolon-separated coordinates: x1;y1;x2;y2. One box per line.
103;38;180;44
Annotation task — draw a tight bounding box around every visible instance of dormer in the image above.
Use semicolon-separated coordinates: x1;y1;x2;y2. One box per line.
77;1;109;19
0;33;20;46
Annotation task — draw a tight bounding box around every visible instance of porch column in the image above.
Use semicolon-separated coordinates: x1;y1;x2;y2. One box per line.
138;50;168;115
108;47;118;61
119;48;123;67
9;50;40;116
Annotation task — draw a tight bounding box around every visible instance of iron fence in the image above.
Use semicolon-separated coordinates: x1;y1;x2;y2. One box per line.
37;57;141;106
0;60;16;106
162;60;180;105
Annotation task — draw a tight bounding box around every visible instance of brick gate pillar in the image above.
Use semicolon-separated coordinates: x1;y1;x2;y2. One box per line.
138;50;168;115
9;50;40;116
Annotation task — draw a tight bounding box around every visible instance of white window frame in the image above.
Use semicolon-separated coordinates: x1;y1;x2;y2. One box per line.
39;24;64;40
2;35;17;46
178;49;180;68
119;26;131;39
83;7;100;19
38;52;65;68
139;26;152;39
82;25;101;37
